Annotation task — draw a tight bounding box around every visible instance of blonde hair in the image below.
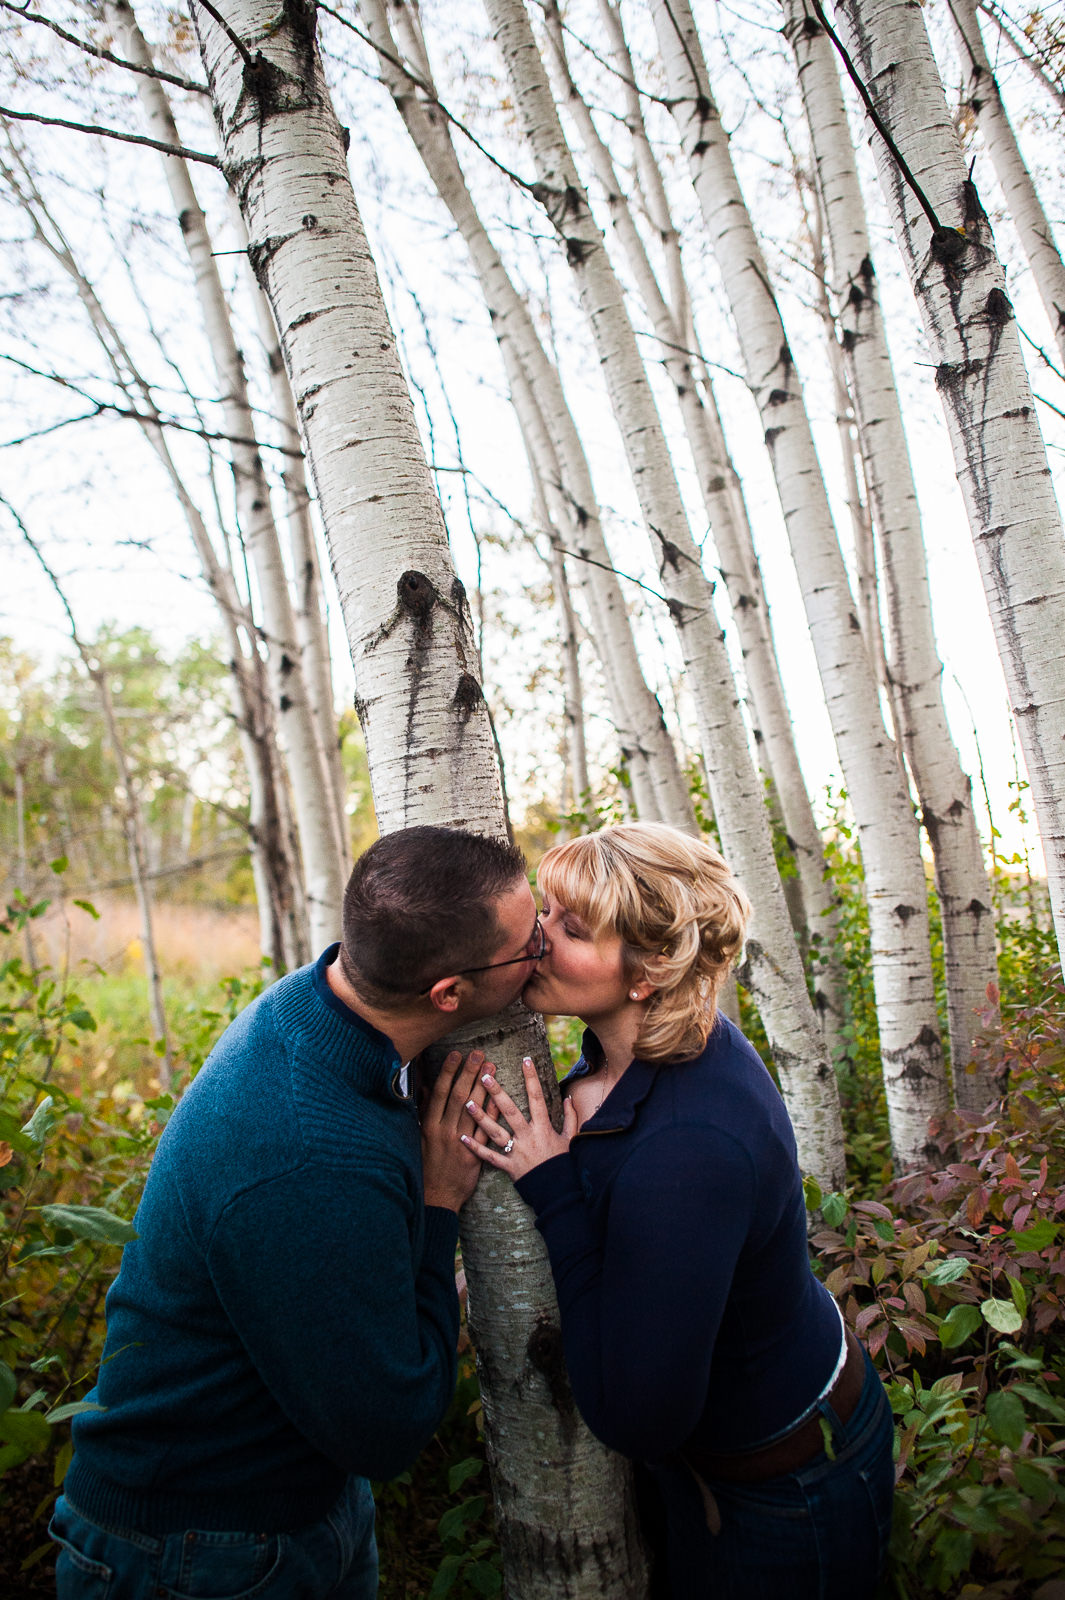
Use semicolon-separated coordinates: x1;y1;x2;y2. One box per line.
536;822;750;1063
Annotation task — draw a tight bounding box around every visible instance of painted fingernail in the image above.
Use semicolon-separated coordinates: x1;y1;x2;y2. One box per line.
481;1073;495;1086
460;1134;471;1146
465;1100;476;1112
522;1056;534;1069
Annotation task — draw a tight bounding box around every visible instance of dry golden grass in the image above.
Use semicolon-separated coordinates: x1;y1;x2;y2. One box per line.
28;895;262;981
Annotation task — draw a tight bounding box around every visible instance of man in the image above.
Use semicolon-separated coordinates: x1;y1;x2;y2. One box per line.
51;826;542;1598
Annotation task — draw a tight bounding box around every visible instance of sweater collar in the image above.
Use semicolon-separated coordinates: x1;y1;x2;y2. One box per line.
271;945;411;1104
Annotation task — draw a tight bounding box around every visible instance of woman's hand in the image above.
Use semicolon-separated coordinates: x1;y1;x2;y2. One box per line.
420;1049;491;1212
461;1056;578;1181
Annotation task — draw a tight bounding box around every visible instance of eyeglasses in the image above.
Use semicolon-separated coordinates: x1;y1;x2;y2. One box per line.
461;914;545;975
420;914;545;994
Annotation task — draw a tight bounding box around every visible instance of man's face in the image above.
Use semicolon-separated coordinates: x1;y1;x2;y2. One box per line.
461;877;542;1017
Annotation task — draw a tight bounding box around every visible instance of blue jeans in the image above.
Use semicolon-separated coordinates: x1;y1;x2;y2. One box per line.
49;1475;378;1600
640;1349;895;1599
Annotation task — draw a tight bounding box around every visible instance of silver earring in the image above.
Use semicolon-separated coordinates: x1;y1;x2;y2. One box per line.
629;990;640;1001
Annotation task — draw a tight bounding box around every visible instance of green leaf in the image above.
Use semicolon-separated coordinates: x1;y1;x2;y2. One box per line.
20;1096;55;1145
49;856;68;875
1010;1219;1058;1252
0;1363;15;1414
873;1219;895;1243
39;1204;137;1246
985;1389;1026;1450
1008;1277;1028;1317
53;1439;74;1487
447;1456;483;1494
981;1297;1023;1335
66;1008;96;1033
467;1563;502;1595
0;1408;51;1454
1009;1383;1065;1422
925;1256;971;1286
46;1401;104;1425
822;1192;847;1228
939;1303;982;1348
72;899;100;921
438;1496;485;1543
802;1176;822;1212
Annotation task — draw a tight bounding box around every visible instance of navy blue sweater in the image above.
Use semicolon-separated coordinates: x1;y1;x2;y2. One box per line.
67;949;460;1536
515;1018;842;1461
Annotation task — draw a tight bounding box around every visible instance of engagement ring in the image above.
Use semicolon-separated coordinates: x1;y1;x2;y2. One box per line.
502;1137;515;1156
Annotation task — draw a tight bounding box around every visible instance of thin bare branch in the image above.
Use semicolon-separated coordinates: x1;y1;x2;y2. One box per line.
0;104;219;163
0;1;208;95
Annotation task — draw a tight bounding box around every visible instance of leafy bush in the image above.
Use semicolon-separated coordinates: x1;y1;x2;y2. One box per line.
809;978;1065;1595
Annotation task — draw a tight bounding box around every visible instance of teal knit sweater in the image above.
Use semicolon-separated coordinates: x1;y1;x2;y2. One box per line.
66;948;460;1535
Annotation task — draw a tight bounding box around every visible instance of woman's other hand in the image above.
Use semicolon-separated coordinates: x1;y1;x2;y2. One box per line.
421;1049;490;1212
461;1056;577;1181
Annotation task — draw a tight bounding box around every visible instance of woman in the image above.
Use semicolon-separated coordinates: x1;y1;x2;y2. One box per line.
462;822;894;1599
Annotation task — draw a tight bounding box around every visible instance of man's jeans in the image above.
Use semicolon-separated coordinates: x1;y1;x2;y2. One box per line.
49;1475;378;1600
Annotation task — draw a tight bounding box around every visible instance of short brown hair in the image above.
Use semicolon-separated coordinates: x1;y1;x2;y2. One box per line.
340;825;527;1007
536;823;750;1061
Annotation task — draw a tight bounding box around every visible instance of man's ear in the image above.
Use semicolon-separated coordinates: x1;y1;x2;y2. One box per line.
426;975;466;1014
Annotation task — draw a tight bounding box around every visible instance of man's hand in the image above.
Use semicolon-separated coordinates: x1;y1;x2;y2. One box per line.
420;1050;491;1212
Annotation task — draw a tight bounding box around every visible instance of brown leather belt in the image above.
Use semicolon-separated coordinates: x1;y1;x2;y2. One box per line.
686;1327;867;1484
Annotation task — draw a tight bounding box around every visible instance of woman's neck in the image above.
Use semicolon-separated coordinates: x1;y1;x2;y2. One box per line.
584;1010;641;1082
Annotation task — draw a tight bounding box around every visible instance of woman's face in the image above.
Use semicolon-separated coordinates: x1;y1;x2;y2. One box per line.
522;887;631;1025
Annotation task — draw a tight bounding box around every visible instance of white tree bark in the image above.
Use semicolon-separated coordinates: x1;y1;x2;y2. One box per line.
651;0;950;1169
111;0;345;952
833;0;1065;979
482;0;846;1188
947;0;1065;370
367;0;694;831
784;0;999;1106
193;3;649;1592
547;0;848;1051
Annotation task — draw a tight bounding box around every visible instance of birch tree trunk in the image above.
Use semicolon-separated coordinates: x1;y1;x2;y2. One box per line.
547;0;848;1050
111;0;346;952
784;0;999;1106
481;0;845;1188
833;0;1065;976
365;0;694;831
947;0;1065;370
651;0;949;1168
193;4;647;1592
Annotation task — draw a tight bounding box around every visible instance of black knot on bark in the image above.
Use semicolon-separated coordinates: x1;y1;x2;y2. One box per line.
341;126;351;152
453;673;483;719
279;653;295;676
917;1025;939;1048
801;13;822;36
397;570;436;618
860;254;876;282
450;576;468;610
301;214;317;230
985;286;1013;324
178;208;194;236
894;903;917;922
565;236;592;266
841;328;857;352
526;1315;573;1415
767;388;788;407
930;226;968;263
847;283;865;309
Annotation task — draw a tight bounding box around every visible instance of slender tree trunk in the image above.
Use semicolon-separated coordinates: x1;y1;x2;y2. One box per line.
110;0;345;951
651;0;949;1168
0;140;307;971
482;0;846;1188
194;4;648;1593
532;470;591;808
546;0;849;1051
784;0;999;1105
13;758;38;973
833;0;1065;977
365;0;694;831
947;0;1065;369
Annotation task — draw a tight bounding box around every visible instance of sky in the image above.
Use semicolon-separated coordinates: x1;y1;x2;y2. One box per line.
1;0;1062;871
